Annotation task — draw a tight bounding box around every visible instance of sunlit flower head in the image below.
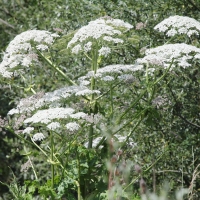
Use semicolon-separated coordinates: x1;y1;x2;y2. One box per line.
67;17;133;55
24;107;75;124
32;133;45;142
154;15;200;37
0;30;59;78
137;43;200;69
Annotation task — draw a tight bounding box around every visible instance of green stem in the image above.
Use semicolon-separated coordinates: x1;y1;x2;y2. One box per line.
24;146;38;180
30;87;36;94
76;147;82;200
110;84;114;119
117;88;147;124
31;137;48;157
50;131;55;189
121;117;143;149
88;45;98;148
35;48;76;85
117;60;174;123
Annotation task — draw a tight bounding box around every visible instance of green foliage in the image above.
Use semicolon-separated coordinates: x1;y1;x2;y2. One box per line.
1;1;200;200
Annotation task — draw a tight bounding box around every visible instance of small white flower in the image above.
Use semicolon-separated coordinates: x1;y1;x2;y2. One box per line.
32;133;45;142
70;112;87;119
72;44;82;54
75;89;100;96
66;122;80;131
8;108;19;115
118;74;134;81
84;42;92;52
103;36;124;43
23;127;34;134
98;47;111;57
101;76;114;82
36;44;49;50
47;122;61;130
79;80;90;86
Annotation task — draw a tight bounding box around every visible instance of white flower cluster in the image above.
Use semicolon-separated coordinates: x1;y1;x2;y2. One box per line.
22;127;34;134
32;133;45;142
137;43;200;69
8;86;101;115
78;64;143;84
23;106;96;126
98;47;111;57
154;15;200;37
67;18;133;55
66;122;80;131
0;30;59;78
47;122;61;130
24;107;75;124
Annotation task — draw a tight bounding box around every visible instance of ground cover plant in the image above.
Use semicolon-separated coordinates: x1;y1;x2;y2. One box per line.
1;2;200;199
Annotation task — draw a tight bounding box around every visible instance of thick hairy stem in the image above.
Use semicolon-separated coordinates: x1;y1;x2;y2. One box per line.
88;46;98;148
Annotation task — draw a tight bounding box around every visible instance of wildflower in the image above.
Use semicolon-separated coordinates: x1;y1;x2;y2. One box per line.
137;43;200;69
0;30;59;78
47;122;61;130
8;86;97;115
98;46;111;57
154;15;200;37
32;133;45;142
72;44;82;54
75;88;101;96
67;18;133;54
84;113;102;124
70;112;87;119
78;64;143;84
24;107;75;124
84;42;93;52
101;76;114;82
22;127;34;134
103;36;124;43
65;122;80;131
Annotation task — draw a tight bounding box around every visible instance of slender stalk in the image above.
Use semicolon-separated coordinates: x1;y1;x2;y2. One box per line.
76;147;82;200
88;44;98;148
30;87;36;94
117;60;174;123
50;131;55;189
31;138;48;157
35;48;76;85
24;146;38;180
110;84;114;119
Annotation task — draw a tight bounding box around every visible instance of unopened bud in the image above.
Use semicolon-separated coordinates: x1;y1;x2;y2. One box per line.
117;149;123;156
114;166;121;176
134;164;142;174
111;155;118;163
140;178;147;194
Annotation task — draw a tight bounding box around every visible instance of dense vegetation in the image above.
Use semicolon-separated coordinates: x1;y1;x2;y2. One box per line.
0;0;200;199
